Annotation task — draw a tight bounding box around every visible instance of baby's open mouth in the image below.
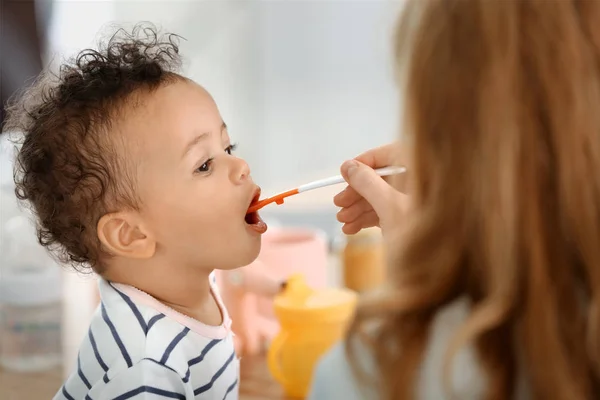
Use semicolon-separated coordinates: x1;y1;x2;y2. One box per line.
245;211;260;225
246;189;267;234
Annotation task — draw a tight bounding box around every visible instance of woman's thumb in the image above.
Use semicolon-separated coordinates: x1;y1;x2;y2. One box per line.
341;160;393;215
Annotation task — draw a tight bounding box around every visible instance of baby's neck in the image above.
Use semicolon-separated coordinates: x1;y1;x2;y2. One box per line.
104;257;216;320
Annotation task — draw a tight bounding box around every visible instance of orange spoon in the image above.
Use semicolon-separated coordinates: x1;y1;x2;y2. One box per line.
247;166;406;214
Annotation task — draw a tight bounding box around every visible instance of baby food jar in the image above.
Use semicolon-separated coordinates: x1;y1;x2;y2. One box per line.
342;227;385;293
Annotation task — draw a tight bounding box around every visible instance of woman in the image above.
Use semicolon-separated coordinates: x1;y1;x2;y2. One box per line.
310;0;600;399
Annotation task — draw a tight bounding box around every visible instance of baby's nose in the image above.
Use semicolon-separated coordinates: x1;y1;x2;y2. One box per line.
234;158;250;182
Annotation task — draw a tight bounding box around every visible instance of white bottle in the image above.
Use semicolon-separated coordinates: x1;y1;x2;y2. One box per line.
0;216;62;372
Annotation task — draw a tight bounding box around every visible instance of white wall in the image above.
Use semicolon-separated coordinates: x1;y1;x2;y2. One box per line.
258;1;401;186
45;0;116;67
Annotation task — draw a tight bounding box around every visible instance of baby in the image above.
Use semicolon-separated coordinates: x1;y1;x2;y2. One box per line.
3;25;279;399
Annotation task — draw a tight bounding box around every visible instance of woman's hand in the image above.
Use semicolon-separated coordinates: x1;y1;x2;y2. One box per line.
334;143;409;234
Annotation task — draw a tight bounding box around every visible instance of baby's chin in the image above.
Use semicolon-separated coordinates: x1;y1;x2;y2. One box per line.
218;239;262;271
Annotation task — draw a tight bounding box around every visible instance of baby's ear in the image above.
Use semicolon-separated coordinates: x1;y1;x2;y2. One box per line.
97;212;156;259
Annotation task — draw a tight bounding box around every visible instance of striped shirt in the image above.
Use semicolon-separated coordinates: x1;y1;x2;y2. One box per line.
55;273;239;400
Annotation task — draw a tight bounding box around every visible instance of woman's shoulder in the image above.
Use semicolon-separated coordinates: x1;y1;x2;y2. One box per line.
308;338;379;400
308;297;489;400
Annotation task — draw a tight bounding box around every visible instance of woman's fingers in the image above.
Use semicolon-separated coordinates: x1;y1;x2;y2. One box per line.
334;186;360;208
334;177;396;208
334;142;409;235
336;197;373;224
354;143;401;170
341;211;380;235
340;160;396;222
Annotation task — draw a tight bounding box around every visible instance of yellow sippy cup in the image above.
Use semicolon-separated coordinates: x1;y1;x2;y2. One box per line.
267;274;358;398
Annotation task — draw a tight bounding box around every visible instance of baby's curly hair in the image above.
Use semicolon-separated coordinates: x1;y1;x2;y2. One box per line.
3;24;184;273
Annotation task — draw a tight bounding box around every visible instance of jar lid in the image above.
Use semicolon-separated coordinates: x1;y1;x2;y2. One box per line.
0;266;62;306
274;274;357;322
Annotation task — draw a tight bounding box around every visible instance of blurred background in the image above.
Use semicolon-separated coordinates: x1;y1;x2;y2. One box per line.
1;1;403;399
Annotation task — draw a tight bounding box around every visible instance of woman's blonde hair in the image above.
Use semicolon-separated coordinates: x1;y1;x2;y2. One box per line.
349;1;600;399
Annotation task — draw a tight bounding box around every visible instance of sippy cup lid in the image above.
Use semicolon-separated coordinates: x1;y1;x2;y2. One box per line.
274;274;357;323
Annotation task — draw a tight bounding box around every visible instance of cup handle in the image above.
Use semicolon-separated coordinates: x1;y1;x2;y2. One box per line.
267;331;289;386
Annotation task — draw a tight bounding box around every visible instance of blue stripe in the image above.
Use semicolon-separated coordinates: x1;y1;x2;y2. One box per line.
61;386;75;400
77;354;92;389
112;386;186;400
102;303;133;368
141;358;180;376
109;283;148;335
148;314;165;331
223;378;238;400
88;330;108;372
183;368;191;383
85;395;93;400
160;327;190;364
194;352;236;395
103;372;110;383
188;339;220;366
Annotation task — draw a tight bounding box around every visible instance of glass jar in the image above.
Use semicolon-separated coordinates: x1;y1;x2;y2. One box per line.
342;227;385;293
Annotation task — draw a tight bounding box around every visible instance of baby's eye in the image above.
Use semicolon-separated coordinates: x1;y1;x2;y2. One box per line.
225;143;238;155
196;159;213;173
